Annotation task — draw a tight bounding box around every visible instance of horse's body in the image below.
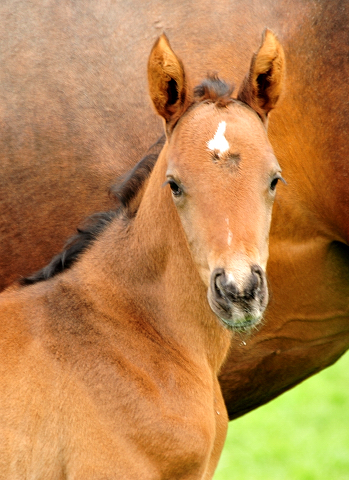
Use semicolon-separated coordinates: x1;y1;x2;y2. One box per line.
0;34;284;478
1;0;349;420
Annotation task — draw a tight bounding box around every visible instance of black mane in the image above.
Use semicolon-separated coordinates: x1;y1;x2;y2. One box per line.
110;135;165;211
21;211;118;285
20;136;165;286
20;73;234;286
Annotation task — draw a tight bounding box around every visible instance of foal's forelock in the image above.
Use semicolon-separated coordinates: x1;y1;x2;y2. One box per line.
193;74;235;107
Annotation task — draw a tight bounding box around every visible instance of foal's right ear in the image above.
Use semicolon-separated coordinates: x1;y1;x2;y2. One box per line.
148;34;190;133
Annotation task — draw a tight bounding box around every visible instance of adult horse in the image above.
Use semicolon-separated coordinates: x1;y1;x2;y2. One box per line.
0;34;284;478
1;0;349;420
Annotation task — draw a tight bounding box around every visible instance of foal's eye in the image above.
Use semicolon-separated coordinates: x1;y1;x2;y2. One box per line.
270;177;279;191
270;174;285;192
169;180;183;197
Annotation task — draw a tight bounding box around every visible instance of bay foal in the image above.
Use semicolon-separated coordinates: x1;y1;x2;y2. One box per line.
0;32;284;479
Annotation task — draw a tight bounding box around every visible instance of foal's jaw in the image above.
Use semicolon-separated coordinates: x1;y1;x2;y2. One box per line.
207;264;268;332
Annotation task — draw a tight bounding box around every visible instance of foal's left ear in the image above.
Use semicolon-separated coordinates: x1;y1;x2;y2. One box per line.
237;29;285;123
148;34;190;133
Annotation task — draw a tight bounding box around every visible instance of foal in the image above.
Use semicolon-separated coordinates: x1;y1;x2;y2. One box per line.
0;32;284;479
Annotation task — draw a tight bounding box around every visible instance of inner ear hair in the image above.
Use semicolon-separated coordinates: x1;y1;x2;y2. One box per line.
237;29;285;121
148;34;191;130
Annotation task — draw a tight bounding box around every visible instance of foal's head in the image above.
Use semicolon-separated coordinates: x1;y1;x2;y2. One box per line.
148;32;285;332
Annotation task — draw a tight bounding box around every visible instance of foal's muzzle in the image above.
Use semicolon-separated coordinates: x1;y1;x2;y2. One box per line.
208;265;268;332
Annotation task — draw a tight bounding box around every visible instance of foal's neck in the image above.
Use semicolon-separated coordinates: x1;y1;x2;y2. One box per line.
78;148;232;373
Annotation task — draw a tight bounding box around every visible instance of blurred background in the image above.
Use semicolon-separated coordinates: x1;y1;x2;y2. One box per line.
214;353;349;479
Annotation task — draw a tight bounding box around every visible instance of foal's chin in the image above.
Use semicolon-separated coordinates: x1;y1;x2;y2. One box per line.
208;296;266;334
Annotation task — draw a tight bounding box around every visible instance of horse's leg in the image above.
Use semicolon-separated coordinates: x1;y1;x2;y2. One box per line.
203;380;229;479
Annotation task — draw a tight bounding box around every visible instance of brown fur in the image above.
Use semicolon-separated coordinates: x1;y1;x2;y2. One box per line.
1;0;349;425
0;35;284;478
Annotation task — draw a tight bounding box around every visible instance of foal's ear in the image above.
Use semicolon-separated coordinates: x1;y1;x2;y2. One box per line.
148;34;190;133
237;29;285;123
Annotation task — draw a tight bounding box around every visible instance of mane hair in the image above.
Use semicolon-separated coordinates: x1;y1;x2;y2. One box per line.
20;211;118;285
20;137;165;286
110;135;165;213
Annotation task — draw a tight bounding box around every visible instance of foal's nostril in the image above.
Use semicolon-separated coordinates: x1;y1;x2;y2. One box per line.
246;264;265;298
212;268;239;303
251;264;264;280
212;268;225;298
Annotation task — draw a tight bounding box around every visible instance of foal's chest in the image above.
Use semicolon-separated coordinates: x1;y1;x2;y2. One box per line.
74;348;216;474
50;329;218;479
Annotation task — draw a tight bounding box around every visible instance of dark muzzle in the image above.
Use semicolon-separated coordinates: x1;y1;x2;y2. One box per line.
208;265;268;331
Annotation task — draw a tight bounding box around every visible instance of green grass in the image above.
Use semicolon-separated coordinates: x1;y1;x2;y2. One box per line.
214;352;349;480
